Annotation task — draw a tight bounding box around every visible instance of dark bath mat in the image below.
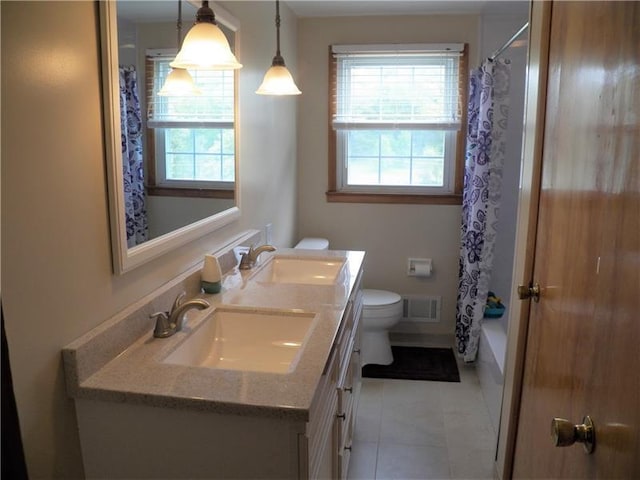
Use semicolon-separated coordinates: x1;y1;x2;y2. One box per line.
362;346;460;382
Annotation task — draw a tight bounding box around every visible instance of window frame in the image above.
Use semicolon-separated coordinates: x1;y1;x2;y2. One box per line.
327;44;468;205
145;52;235;200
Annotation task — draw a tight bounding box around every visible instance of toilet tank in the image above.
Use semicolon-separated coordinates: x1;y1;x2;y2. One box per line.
294;238;329;250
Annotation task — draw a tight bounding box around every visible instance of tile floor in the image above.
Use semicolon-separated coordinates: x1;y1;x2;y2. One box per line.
347;360;497;480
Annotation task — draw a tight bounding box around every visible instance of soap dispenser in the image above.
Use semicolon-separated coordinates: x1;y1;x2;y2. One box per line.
201;255;222;293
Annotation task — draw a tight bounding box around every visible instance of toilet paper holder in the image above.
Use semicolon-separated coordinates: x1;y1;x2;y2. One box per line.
407;258;432;277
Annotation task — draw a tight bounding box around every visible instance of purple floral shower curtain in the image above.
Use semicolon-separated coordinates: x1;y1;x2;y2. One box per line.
119;66;148;248
456;59;511;362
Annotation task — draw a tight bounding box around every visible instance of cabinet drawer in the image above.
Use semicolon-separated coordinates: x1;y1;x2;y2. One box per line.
336;295;363;378
336;345;361;449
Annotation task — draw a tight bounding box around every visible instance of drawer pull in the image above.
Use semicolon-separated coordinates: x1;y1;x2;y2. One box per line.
344;445;352;452
337;413;346;420
353;348;361;354
343;386;353;393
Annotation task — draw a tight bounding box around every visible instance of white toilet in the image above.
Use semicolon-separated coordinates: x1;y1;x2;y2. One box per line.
294;238;402;366
360;289;403;366
294;237;329;250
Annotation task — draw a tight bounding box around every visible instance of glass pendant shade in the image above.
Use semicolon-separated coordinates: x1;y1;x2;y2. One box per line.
171;22;242;70
256;64;301;95
158;68;202;96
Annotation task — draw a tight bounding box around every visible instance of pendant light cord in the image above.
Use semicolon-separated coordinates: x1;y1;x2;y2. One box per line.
276;0;281;57
176;0;183;48
272;0;285;66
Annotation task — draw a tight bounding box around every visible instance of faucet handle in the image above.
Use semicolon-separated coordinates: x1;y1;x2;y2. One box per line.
170;292;187;314
150;311;171;338
238;251;252;269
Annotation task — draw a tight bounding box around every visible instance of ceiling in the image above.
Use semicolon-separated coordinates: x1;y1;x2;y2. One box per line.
118;0;529;23
285;1;528;17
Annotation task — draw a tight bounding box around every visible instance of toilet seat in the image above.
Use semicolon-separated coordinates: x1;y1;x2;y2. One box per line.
363;289;402;307
363;289;402;317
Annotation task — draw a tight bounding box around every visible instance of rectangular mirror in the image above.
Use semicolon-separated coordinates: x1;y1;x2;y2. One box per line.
100;0;240;274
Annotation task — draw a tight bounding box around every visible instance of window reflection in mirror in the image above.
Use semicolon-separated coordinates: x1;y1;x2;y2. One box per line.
116;1;237;246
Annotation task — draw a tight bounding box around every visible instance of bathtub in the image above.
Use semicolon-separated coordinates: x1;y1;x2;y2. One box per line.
477;317;507;434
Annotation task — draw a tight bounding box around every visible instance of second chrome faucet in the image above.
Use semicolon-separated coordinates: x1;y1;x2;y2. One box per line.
239;244;276;270
151;292;209;338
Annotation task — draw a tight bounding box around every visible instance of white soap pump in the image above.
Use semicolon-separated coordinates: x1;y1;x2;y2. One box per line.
201;254;222;293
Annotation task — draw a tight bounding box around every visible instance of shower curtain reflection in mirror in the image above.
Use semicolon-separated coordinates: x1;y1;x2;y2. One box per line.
119;66;148;247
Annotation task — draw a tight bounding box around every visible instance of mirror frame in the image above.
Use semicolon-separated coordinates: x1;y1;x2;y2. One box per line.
99;1;241;275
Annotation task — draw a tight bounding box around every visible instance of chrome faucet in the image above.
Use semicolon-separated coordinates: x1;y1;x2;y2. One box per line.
151;292;210;338
238;244;276;270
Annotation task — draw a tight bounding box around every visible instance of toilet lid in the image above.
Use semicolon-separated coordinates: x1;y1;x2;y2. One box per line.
362;289;402;308
295;238;329;250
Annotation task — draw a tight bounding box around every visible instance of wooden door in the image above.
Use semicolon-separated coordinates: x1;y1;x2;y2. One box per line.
512;1;640;478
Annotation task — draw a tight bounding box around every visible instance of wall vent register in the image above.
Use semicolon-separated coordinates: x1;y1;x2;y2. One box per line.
402;295;441;323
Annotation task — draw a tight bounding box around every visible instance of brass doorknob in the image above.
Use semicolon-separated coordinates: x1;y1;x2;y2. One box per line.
551;416;595;454
517;283;540;302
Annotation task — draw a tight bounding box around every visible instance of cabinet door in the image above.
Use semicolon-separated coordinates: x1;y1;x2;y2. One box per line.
308;345;339;480
334;413;353;480
335;295;363;479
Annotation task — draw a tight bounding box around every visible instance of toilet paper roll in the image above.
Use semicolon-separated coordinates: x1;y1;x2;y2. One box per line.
413;262;432;277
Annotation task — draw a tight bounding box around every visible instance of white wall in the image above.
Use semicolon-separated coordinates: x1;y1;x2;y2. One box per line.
1;1;299;477
296;14;479;336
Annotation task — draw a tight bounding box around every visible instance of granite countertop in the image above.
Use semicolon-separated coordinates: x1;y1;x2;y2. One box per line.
63;248;365;422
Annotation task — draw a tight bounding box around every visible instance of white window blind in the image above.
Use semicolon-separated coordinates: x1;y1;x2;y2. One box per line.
332;44;463;131
147;51;234;129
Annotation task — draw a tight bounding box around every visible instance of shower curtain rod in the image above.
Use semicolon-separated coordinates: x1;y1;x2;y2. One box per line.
489;22;529;61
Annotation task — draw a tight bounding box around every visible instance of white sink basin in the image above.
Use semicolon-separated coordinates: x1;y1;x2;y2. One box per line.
257;256;346;285
163;308;316;374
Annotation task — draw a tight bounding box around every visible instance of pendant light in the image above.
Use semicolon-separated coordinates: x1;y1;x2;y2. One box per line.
171;1;242;70
158;68;201;96
159;0;201;96
256;0;301;95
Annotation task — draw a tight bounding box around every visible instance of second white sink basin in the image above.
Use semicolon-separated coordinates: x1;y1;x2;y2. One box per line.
258;255;346;285
163;308;316;374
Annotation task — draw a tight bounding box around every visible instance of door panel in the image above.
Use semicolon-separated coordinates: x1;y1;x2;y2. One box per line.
513;1;639;478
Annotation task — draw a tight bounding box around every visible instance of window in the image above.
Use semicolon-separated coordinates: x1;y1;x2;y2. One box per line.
146;51;235;198
328;44;467;204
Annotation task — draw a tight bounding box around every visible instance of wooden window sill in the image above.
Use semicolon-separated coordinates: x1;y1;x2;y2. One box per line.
146;186;235;199
325;191;462;205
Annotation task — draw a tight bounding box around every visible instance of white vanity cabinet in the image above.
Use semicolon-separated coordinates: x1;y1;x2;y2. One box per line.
307;271;363;479
67;252;365;480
